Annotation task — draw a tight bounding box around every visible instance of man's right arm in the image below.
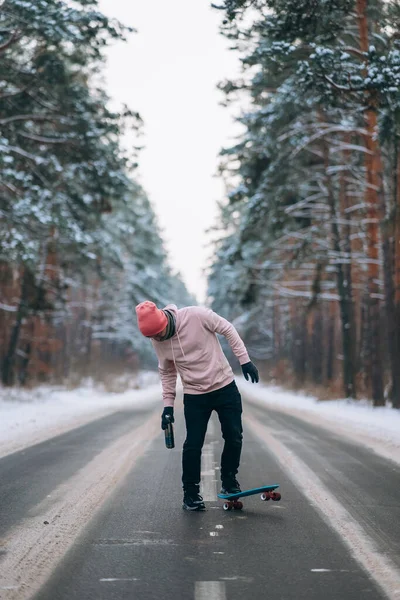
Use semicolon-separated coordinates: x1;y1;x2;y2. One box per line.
158;358;177;407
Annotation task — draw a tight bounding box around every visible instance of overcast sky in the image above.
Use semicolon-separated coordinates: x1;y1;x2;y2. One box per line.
98;0;241;303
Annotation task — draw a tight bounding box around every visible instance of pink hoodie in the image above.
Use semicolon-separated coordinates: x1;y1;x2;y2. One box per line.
152;305;250;407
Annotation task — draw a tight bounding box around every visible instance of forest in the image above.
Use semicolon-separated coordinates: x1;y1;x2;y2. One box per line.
1;0;400;409
209;0;400;408
0;0;193;389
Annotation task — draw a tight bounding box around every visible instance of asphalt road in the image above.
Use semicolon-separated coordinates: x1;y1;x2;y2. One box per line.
23;394;399;600
0;392;399;600
0;407;156;540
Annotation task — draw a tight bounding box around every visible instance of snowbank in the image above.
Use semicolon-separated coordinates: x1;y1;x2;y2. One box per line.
239;381;400;465
2;374;399;465
0;372;161;458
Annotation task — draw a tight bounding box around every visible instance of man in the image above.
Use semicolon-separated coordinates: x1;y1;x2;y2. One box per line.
135;301;259;511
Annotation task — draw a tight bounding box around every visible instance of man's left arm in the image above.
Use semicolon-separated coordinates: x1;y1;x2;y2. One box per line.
202;308;259;383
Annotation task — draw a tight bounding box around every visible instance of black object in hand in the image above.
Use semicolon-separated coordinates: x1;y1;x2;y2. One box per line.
241;361;259;383
164;415;175;449
161;406;174;430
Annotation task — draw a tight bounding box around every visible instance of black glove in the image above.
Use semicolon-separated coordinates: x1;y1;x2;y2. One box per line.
161;406;174;430
241;361;259;383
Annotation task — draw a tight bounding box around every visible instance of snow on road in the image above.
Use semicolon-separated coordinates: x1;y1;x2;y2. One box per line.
0;372;161;458
1;374;399;599
246;412;400;600
0;411;161;600
239;381;400;466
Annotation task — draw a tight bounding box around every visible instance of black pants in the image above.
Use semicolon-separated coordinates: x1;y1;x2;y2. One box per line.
182;380;243;489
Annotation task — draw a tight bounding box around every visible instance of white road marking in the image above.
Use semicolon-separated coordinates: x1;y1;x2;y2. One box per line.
100;578;139;582
311;569;331;573
311;569;352;574
220;576;254;582
201;443;217;501
245;411;400;600
195;581;226;600
209;531;219;537
0;411;161;600
215;524;224;529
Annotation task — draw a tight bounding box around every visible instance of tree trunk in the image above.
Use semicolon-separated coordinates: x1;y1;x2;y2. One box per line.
1;268;31;386
295;314;307;384
339;132;357;396
18;316;36;385
323;137;357;398
290;300;306;384
381;217;397;404
311;308;323;384
326;301;336;383
273;294;281;363
392;136;400;408
356;0;385;405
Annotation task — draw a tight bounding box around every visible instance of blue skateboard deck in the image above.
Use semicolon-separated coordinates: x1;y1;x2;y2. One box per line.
218;484;281;510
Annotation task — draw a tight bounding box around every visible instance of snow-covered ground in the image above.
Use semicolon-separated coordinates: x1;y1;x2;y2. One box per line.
1;374;399;465
239;381;400;466
0;372;161;458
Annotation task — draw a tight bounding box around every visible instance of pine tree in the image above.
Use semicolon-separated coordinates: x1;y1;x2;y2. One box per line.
0;1;194;386
211;0;400;407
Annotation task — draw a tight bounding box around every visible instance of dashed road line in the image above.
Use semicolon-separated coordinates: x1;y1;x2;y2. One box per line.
201;418;218;501
195;581;226;600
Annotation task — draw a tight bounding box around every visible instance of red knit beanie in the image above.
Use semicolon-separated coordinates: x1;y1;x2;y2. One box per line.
135;301;168;337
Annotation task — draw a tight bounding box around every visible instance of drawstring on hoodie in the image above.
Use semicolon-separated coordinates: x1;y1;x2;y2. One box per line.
170;330;186;371
176;331;186;360
150;304;186;372
170;338;177;368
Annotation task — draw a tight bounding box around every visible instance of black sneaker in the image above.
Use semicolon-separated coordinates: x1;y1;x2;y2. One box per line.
182;486;206;511
220;476;241;495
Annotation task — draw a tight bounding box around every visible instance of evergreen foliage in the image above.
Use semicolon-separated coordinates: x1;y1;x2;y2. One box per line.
210;0;400;407
0;0;193;386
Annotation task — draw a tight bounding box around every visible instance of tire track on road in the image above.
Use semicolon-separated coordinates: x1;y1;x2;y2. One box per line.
245;408;400;600
0;410;160;600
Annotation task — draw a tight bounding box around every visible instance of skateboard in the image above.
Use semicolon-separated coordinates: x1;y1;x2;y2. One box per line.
217;484;281;511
